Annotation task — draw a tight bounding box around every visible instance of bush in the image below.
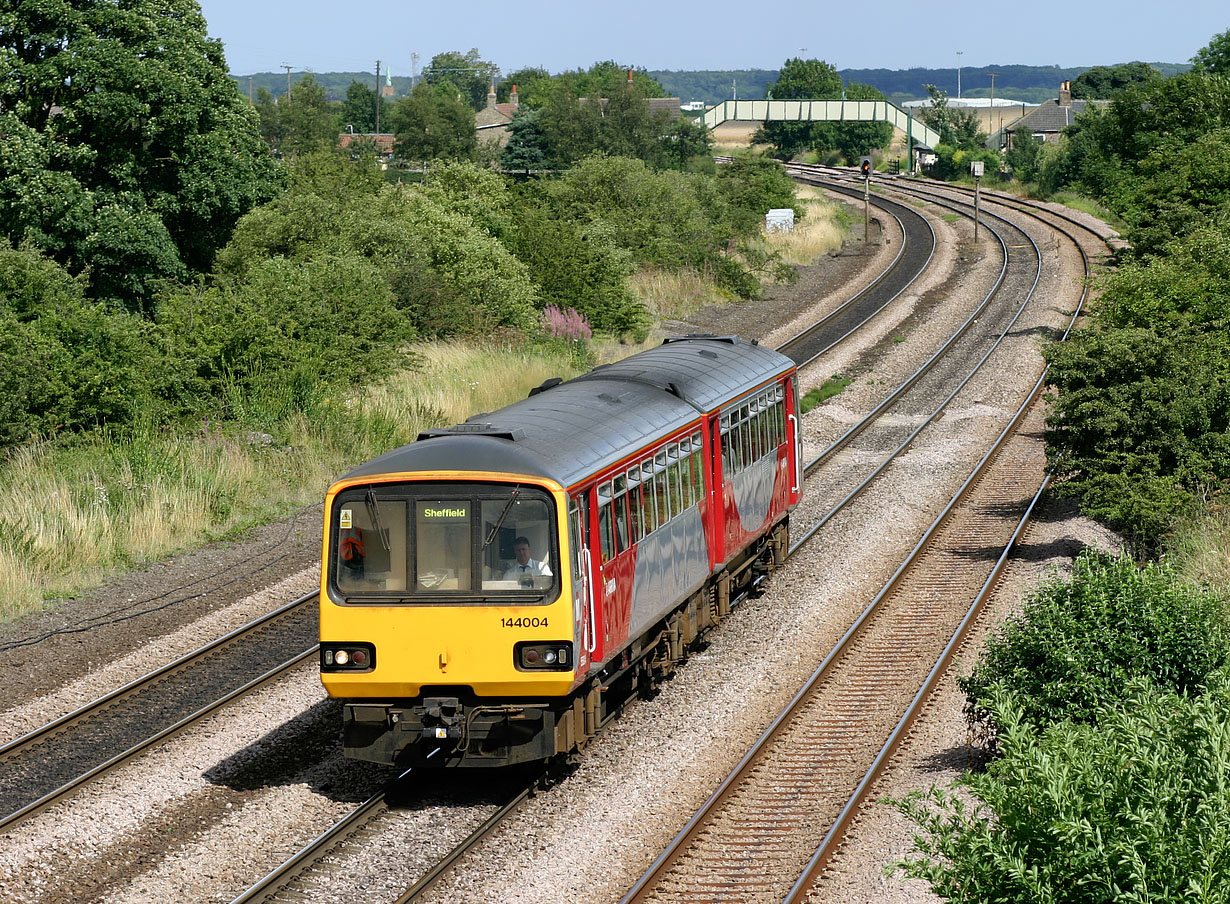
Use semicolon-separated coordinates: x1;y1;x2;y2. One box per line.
960;552;1230;730
0;244;160;446
156;253;411;426
892;677;1230;903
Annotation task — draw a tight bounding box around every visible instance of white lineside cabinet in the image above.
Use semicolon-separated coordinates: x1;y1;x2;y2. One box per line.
765;208;795;233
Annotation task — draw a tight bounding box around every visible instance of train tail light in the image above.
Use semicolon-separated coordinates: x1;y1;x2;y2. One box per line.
515;642;573;671
322;643;376;671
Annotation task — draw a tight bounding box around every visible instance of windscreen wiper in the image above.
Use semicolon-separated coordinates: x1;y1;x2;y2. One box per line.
482;486;520;549
366;489;390;550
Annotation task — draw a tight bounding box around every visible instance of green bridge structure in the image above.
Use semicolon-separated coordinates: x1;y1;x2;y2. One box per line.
701;99;943;160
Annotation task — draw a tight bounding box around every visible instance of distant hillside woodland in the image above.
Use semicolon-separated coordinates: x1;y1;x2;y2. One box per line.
235;62;1192;107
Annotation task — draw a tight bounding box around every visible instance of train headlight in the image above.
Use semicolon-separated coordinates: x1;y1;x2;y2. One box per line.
514;642;572;671
321;642;376;672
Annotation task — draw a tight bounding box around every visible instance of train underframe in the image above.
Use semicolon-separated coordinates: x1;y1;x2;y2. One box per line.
341;519;790;768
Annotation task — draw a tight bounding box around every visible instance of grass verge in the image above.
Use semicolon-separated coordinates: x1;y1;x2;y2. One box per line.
0;339;587;621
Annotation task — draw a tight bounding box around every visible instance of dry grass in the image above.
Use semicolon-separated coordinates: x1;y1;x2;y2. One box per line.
761;189;846;268
630;267;732;323
0;339;588;621
355;340;586;440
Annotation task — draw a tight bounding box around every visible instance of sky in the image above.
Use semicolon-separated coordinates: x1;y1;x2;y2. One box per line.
197;0;1227;80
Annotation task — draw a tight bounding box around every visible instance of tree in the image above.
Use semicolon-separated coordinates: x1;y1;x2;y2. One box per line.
389;83;477;163
281;74;340;157
424;49;500;111
830;82;894;162
1192;28;1230;75
755;58;842;159
917;85;984;148
253;87;285;147
556;61;666;100
341;81;388;134
501;110;551;173
1071;62;1160;98
498;68;553;108
0;0;283;310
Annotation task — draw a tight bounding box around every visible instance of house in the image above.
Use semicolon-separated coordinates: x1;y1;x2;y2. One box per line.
988;81;1107;150
338;132;395;155
475;83;520;147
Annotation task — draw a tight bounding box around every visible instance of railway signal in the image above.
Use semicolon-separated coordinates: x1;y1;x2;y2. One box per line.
859;157;872;248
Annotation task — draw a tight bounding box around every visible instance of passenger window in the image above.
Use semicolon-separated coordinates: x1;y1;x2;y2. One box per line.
627;470;643;541
598;503;613;563
597;482;614;564
613;493;629;554
669;460;683;516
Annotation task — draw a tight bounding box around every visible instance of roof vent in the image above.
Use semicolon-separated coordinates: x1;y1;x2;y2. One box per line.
417;424;523;442
662;334;738;346
528;377;563;397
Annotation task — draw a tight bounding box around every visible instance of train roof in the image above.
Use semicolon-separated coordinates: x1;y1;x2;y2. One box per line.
340;335;794;490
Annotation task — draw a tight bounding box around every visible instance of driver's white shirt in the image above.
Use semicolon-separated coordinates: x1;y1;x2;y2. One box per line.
503;558;552;580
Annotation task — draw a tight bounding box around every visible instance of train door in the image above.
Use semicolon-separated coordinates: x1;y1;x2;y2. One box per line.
595;477;633;654
569;495;595;672
708;418;728;567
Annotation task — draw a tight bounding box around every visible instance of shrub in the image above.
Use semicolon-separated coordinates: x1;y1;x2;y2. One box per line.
960;552;1230;730
891;678;1230;903
0;243;160;446
156;253;411;426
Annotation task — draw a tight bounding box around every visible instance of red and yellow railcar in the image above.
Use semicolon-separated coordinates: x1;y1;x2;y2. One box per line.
320;335;801;767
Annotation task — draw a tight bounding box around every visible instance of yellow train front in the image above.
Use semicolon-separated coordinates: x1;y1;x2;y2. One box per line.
320;335;801;768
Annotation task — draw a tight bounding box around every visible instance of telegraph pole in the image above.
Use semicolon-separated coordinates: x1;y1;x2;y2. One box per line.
281;63;293;104
956;51;963;98
375;60;381;134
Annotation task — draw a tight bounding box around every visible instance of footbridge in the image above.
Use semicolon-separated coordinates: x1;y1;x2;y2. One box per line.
702;99;942;150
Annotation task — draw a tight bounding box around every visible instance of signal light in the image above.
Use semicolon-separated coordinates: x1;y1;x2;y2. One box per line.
859;156;873;177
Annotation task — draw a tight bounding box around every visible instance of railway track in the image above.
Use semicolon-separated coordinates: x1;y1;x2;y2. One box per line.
622;379;1052;904
0;593;318;830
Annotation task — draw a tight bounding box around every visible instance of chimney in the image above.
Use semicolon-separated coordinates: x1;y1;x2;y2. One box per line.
1058;80;1071;106
510;84;519;111
627;69;634;86
486;82;497;110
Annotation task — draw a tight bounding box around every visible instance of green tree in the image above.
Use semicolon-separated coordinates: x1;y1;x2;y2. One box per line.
341;81;388;134
501;109;551;173
282;74;340;157
253;87;285;147
556;61;666;100
424;49;500;111
755;58;842;158
1192;27;1230;74
830;82;894;162
960;553;1230;728
917;85;984;148
0;0;282;310
536;82;605;167
389;83;477;163
498;68;553;108
0;243;159;445
1070;61;1160;98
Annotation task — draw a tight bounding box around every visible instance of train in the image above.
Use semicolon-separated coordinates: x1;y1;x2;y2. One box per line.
319;334;802;767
